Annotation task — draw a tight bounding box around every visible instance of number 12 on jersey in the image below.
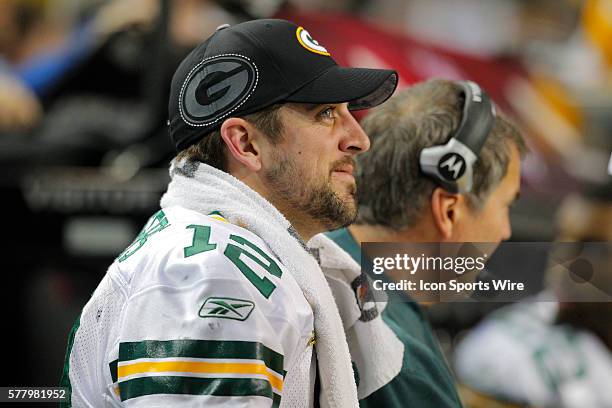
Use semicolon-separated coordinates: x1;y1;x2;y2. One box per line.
184;225;283;298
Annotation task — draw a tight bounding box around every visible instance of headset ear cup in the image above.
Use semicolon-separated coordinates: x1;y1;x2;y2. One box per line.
418;80;495;194
419;138;477;194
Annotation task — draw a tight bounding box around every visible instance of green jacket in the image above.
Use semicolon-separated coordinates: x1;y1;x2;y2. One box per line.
326;228;463;408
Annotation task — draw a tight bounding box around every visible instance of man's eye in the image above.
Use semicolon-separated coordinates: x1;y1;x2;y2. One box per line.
319;106;335;119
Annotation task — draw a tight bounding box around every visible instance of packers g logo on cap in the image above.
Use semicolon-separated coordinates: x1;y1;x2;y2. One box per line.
179;54;258;126
296;26;330;56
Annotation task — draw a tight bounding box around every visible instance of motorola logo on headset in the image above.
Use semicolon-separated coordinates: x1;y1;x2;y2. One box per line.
438;152;467;181
179;55;258;126
419;80;496;194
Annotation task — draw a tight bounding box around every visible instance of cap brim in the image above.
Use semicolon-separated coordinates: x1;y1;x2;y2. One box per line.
284;66;398;110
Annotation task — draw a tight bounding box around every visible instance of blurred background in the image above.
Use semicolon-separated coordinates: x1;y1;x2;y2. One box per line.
1;0;610;406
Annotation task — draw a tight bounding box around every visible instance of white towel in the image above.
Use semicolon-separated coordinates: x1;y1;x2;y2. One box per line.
308;234;405;399
160;160;359;408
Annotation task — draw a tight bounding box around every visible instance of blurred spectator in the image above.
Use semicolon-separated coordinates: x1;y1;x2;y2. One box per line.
454;182;612;408
0;68;42;131
0;0;237;133
0;0;50;131
0;0;153;132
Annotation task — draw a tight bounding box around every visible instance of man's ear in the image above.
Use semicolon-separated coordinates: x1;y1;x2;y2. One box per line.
220;117;262;172
430;187;463;240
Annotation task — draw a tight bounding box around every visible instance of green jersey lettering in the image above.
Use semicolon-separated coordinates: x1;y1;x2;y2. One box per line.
118;210;169;262
224;234;282;299
184;225;217;257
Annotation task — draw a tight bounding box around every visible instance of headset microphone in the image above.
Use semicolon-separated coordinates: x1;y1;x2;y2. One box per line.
419;80;496;194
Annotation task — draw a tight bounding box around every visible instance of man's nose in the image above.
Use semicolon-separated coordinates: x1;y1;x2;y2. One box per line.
339;110;370;154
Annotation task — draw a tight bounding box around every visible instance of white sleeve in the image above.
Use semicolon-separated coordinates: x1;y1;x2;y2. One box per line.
112;252;303;408
454;322;554;406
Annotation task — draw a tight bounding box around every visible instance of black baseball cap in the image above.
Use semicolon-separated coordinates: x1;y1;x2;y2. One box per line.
168;18;398;151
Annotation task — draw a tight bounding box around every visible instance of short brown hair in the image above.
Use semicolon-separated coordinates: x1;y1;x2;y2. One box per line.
174;103;284;171
357;79;527;230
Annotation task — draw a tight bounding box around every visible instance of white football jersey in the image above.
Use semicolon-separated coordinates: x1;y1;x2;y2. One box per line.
62;206;316;407
455;296;612;408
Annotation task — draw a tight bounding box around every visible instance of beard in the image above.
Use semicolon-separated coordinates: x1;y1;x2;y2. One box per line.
264;153;357;231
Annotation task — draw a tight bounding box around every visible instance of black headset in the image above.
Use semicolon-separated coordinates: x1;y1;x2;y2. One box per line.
419;80;496;194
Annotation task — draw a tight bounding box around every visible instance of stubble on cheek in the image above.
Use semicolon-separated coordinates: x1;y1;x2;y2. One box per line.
265;155;358;229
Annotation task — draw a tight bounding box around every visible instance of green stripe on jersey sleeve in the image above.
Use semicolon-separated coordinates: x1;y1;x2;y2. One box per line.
109;359;118;383
119;339;285;376
119;376;279;402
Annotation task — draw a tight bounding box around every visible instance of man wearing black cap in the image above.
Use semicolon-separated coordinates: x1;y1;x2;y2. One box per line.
60;19;397;407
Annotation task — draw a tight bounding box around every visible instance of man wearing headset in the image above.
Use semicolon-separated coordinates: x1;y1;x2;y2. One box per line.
326;78;527;407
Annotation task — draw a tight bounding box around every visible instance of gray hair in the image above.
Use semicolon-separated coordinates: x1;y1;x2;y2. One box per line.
356;79;527;230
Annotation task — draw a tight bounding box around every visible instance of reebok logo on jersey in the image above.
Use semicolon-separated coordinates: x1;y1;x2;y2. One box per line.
199;297;255;321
